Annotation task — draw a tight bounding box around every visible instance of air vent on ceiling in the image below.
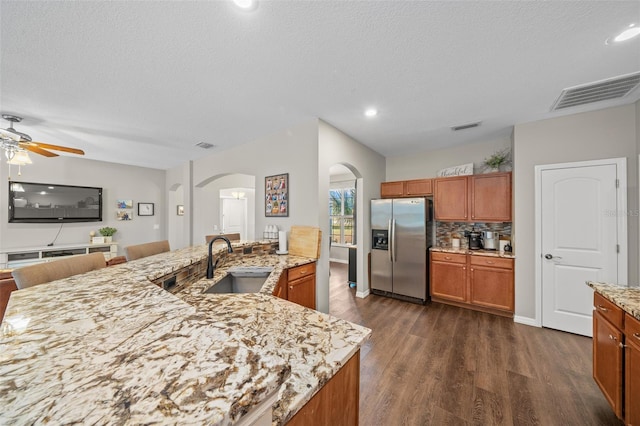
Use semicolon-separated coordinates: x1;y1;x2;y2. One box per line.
195;142;215;149
551;71;640;111
451;121;482;131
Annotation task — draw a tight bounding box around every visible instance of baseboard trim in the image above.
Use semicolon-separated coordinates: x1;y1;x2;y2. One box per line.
514;315;540;327
356;289;370;299
329;258;348;264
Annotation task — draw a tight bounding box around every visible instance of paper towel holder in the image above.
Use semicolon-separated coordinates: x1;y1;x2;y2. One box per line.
276;230;288;255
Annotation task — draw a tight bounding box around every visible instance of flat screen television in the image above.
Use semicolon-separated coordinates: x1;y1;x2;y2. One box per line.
9;181;103;223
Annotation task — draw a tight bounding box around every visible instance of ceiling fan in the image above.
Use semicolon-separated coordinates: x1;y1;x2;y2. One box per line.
0;114;85;161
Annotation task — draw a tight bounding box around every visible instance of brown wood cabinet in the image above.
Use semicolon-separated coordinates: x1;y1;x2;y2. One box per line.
430;251;514;316
381;178;432;198
470;173;512;222
626;313;640;426
0;270;17;321
434;176;468;221
430;252;467;302
469;256;514;312
592;292;639;424
434;172;511;222
287;349;360;426
272;262;316;310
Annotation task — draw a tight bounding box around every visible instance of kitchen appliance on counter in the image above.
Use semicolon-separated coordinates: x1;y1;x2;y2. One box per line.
370;198;434;303
481;231;500;250
468;230;483;250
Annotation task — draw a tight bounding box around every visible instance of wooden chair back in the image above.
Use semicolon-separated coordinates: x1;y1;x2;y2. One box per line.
124;240;170;261
205;233;240;243
11;252;107;290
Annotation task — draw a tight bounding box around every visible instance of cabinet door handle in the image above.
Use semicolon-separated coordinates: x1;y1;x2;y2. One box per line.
619;342;627;349
634;333;640;340
470;268;474;271
485;260;495;264
597;305;609;312
609;334;617;341
444;256;452;260
289;286;293;290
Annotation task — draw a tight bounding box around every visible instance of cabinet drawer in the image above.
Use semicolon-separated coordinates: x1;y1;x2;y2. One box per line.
288;262;316;281
626;313;640;343
470;255;513;270
594;292;623;329
431;251;466;264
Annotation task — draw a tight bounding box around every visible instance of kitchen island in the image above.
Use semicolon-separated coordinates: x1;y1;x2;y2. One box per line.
0;241;371;425
588;281;640;425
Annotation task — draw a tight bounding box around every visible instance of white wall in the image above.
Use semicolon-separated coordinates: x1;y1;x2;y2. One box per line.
386;136;511;179
0;156;166;255
514;104;639;322
166;162;191;249
318;120;386;300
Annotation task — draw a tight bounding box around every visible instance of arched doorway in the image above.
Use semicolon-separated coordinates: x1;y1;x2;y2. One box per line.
328;163;362;300
193;173;256;243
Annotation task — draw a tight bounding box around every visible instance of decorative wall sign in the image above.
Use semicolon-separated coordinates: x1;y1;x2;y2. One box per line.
436;163;474;177
116;199;133;221
177;205;184;216
138;202;154;216
265;173;289;217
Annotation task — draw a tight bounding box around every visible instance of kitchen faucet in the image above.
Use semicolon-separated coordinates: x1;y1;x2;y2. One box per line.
207;236;233;279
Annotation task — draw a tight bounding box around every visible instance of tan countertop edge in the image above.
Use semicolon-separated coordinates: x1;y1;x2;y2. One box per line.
430;246;516;259
587;281;640;321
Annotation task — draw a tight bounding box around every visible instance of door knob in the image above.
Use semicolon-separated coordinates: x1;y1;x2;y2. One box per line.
544;254;553;259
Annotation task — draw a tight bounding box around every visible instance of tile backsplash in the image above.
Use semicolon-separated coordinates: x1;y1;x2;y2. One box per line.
436;222;512;249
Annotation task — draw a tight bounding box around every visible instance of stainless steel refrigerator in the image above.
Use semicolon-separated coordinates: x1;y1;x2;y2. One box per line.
370;198;434;303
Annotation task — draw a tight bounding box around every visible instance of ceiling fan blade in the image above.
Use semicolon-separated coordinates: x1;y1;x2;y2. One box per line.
28;141;85;155
23;144;59;157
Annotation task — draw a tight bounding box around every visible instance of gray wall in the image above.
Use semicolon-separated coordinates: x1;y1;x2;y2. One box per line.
386;136;511;180
318;120;386;298
513;104;638;322
1;155;166;256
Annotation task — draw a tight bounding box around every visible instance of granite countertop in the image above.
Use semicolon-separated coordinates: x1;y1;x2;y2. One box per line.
0;241;371;425
587;281;640;321
430;246;516;259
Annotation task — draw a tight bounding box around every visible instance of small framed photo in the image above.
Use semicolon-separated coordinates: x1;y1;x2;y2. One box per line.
177;205;184;216
138;202;154;216
265;173;289;217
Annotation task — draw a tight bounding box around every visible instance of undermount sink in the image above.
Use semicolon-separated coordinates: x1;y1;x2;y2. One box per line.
204;266;273;294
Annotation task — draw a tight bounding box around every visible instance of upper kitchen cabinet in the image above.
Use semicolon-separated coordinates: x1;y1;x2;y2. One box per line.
380;178;432;198
434;176;468;220
434;172;511;222
470;172;512;222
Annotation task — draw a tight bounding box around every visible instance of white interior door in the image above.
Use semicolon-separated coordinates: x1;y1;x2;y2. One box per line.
540;161;623;337
221;198;247;239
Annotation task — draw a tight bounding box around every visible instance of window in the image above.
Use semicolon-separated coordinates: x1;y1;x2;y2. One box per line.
329;187;355;244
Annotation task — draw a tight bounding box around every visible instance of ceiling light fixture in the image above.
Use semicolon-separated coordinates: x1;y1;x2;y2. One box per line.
364;108;378;118
232;0;258;11
606;24;640;44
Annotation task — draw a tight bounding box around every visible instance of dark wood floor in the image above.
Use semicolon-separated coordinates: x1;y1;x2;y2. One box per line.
328;262;621;426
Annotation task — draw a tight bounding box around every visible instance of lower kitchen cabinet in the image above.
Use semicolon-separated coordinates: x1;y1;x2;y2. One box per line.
430;251;514;316
430;252;467;302
592;292;639;424
469;256;514;312
272;262;316;310
625;313;640;425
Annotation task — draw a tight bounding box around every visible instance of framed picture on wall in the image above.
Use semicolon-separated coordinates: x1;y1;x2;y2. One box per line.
138;202;154;216
265;173;288;217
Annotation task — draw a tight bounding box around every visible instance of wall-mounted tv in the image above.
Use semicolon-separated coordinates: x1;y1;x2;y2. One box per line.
9;181;103;223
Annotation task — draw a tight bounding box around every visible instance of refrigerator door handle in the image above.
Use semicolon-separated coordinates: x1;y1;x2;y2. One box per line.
388;219;392;262
392;219;397;262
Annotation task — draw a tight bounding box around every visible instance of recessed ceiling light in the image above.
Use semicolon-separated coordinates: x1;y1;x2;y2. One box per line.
364;108;378;117
232;0;258;11
606;24;640;44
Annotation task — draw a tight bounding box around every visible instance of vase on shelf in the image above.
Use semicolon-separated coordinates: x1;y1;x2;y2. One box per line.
104;236;112;243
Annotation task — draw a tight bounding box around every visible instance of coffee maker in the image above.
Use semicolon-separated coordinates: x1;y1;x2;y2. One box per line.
468;231;483;250
481;231;499;250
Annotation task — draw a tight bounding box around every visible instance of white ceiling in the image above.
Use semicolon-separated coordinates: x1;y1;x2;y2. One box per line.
1;1;639;170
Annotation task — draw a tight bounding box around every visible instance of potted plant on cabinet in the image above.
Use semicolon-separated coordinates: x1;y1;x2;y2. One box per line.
98;227;117;243
483;148;511;173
